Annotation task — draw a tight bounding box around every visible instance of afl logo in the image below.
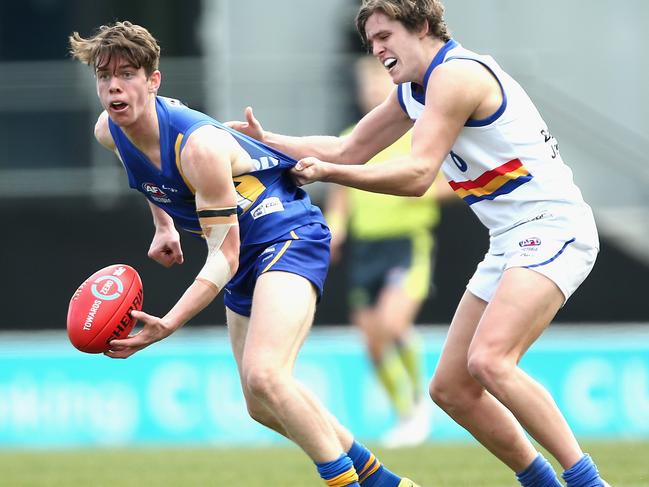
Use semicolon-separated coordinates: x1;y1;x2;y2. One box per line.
519;237;542;248
142;182;167;197
91;275;124;301
142;182;172;203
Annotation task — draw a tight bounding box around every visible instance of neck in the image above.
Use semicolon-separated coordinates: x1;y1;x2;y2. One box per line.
414;37;447;86
123;95;160;150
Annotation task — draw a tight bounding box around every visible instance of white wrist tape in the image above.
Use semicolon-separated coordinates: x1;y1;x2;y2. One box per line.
196;207;237;291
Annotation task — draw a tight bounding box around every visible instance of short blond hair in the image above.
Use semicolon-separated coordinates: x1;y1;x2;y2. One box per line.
69;21;160;76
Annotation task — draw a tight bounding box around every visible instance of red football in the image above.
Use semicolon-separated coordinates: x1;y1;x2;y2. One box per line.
67;264;143;354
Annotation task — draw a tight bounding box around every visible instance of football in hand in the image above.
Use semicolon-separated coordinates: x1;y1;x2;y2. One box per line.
67;264;143;353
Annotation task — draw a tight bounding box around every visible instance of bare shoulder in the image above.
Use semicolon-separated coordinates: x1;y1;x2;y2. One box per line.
94;111;115;151
424;60;496;116
429;59;497;97
183;124;238;155
181;124;242;173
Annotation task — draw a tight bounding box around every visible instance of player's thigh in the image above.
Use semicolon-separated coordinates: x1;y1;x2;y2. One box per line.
226;307;250;375
469;267;564;362
376;285;422;330
244;270;317;370
433;290;487;386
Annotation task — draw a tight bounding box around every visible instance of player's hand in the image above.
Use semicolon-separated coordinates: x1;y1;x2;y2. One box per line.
291;157;331;186
148;227;184;267
104;310;173;359
224;106;264;141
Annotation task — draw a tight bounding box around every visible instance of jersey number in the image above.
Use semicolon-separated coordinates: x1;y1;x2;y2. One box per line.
450;151;469;172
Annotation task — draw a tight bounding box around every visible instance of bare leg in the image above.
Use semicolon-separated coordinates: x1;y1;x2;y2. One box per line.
467;267;584;469
430;289;538;472
234;271;350;462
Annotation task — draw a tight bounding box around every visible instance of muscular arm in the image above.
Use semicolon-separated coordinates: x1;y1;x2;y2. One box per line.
156;125;240;331
231;90;412;165
294;61;493;197
106;126;241;358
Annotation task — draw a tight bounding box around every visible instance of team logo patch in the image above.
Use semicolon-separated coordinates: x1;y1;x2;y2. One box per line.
142;182;172;203
519;237;542;248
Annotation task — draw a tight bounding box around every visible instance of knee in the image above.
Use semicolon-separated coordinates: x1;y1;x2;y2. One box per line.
429;373;481;414
243;366;288;404
466;350;514;388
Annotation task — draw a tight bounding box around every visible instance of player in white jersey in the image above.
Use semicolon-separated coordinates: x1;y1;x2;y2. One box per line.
227;1;608;486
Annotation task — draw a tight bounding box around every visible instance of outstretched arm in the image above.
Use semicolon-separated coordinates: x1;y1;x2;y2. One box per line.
106;126;241;358
291;61;488;197
227;90;412;165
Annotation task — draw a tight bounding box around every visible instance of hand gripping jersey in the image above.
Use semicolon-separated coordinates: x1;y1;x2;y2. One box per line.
108;96;326;245
397;39;590;238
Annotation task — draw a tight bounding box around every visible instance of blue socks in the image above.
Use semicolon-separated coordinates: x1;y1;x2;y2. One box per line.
516;453;562;487
562;454;603;487
347;440;401;487
316;453;359;486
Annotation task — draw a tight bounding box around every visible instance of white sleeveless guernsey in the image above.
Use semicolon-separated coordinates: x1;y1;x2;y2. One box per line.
398;39;590;238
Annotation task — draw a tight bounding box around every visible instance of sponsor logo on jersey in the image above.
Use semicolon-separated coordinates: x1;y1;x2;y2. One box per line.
142;182;172;203
519;237;542;248
251;197;285;220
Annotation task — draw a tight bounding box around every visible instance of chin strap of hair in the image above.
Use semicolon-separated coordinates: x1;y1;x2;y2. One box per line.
195;207;238;292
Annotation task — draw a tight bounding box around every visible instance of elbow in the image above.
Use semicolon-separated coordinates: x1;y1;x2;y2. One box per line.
226;251;239;279
407;164;436;197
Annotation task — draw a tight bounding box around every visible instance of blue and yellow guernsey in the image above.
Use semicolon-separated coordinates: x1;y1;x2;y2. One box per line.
108;96;325;245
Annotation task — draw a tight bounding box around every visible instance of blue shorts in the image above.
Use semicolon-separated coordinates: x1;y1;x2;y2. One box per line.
224;223;331;316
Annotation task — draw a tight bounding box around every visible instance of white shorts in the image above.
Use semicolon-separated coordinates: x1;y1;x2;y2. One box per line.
467;207;599;303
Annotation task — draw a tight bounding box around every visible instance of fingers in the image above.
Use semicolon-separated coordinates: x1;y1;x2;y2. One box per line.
245;106;256;126
129;309;149;322
149;246;183;267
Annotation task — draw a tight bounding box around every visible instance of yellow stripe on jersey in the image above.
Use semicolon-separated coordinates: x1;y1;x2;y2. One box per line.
233;175;266;212
174;133;196;194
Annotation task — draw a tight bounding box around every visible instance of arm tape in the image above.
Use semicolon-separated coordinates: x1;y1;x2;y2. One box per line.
196;211;238;290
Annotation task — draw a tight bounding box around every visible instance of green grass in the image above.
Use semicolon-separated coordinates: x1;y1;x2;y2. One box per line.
0;441;647;486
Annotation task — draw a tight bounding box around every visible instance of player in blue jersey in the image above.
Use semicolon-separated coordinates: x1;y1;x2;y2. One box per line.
227;1;609;486
69;21;420;487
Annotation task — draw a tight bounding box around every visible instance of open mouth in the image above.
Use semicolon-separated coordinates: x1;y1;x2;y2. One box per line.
383;58;397;71
110;101;129;112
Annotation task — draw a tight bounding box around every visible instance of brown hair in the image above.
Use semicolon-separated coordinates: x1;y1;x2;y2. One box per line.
356;0;451;47
69;21;160;76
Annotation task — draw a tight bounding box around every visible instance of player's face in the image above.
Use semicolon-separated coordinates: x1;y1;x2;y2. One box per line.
365;11;426;85
95;56;159;128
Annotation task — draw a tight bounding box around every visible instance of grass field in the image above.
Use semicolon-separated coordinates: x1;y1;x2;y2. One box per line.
1;441;647;486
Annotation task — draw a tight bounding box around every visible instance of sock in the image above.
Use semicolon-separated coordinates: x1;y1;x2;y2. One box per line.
376;349;413;417
395;334;422;401
515;453;562;487
316;454;359;487
562;454;603;487
347;440;401;487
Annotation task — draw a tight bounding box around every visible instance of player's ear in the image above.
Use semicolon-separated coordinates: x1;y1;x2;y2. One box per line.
417;19;430;39
148;69;161;93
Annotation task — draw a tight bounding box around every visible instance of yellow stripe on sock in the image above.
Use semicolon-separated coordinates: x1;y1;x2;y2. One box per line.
358;454;381;483
324;467;359;487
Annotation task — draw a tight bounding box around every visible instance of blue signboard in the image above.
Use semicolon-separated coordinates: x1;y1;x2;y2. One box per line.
0;326;647;447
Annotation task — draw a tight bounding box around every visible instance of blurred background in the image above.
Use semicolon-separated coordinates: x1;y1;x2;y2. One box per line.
1;0;648;450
